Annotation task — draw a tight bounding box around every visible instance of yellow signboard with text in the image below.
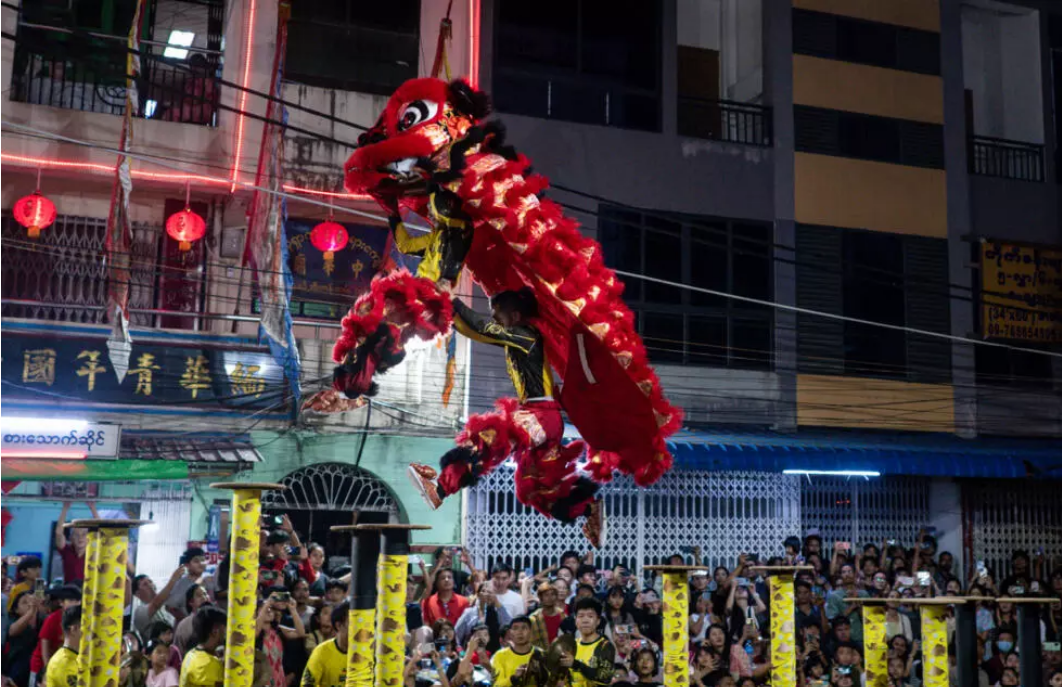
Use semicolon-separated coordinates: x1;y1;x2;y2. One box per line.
981;240;1062;343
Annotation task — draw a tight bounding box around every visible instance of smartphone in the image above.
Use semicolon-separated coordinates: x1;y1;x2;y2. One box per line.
1044;642;1061;652
615;624;631;634
887;539;897;546
976;560;987;576
272;590;290;603
898;576;915;587
409;554;422;566
835;541;851;552
1031;581;1041;593
270;515;284;527
917;571;931;587
1012;586;1025;595
434;639;449;652
736;577;749;587
745;606;757;625
287;546;299;556
34;579;46;599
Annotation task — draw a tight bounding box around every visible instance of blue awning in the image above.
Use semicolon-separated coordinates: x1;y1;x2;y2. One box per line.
665;428;1062;479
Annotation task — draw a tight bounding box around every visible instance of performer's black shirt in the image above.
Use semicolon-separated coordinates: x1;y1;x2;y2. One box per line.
452;299;553;401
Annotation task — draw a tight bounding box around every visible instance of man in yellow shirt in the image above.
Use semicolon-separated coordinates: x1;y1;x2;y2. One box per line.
492;616;549;687
302;600;363;687
44;606;81;687
557;598;614;687
179;606;226;687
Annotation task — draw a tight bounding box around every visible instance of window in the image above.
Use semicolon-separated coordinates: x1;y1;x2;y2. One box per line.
286;0;419;94
793;8;940;76
797;225;950;382
599;206;773;369
842;230;906;375
794;105;944;168
493;0;662;131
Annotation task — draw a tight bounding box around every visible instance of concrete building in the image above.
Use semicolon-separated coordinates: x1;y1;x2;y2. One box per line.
2;0;1060;579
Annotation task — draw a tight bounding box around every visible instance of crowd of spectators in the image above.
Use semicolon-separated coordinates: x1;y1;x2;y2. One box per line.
2;502;1061;687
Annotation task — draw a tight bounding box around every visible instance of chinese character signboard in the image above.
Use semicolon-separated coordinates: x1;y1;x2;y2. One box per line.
3;336;288;409
981;240;1062;343
284;218;392;319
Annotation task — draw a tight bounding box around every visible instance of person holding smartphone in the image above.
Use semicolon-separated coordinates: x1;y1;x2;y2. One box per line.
256;588;305;687
826;561;868;643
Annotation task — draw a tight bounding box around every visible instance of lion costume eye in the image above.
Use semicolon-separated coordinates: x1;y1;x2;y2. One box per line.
396;100;439;132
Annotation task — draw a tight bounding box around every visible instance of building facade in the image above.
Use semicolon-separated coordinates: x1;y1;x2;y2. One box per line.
2;0;1060;578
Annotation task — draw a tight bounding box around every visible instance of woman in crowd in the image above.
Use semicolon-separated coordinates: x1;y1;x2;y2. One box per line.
304;605;334;655
299;544;329;596
3;592;42;687
603;586;637;641
884;591;913;642
174;584;209;655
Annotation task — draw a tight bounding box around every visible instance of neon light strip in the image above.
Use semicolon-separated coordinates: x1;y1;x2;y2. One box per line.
3;153;373;200
782;469;881;477
230;0;258;191
468;0;480;88
1;450;88;460
2;153;230;185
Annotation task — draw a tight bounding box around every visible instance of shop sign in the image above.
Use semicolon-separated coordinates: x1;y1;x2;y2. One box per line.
0;419;121;458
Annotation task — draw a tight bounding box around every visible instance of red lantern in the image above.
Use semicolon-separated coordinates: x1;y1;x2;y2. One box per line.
166;207;206;251
310;220;348;275
13;192;57;239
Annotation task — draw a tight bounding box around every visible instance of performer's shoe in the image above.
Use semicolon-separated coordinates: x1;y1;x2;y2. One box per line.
408;463;443;510
581;498;606;549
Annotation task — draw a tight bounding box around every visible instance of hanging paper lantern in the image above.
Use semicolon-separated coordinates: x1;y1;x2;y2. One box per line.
310;220;348;275
166;207;206;251
13;192;57;239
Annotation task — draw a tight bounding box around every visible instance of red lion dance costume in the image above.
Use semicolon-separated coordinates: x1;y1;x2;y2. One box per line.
328;77;681;543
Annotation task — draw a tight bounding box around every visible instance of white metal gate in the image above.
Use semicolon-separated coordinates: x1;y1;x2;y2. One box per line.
964;479;1062;580
801;475;930;550
465;467;802;579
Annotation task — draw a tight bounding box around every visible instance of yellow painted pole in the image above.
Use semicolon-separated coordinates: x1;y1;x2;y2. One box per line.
75;529;100;687
89;528;128;687
363;525;430;687
921;604;950;687
768;573;797;687
661;571;690;687
862;605;888;687
212;481;284;687
331;526;379;687
67;520;147;687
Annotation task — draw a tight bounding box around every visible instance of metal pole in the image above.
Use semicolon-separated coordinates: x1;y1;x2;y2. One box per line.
862;605;888;687
921;604;950;687
330;526;379;687
212;482;284;687
954;602;978;687
74;529;100;687
68;520;148;687
1017;602;1043;687
368;525;429;687
768;573;797;687
660;570;689;687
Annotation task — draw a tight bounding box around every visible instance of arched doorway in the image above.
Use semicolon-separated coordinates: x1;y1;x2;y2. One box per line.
262;462;400;568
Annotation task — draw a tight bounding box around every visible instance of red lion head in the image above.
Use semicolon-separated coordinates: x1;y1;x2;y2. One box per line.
344;78;491;213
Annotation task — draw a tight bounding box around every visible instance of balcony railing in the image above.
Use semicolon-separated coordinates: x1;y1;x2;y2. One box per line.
677;96;773;146
10;34;220;126
968;135;1045;182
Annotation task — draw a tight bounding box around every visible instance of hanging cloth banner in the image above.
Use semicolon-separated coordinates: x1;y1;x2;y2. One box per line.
430;0;454;81
104;0;145;378
431;0;460;406
243;0;301;406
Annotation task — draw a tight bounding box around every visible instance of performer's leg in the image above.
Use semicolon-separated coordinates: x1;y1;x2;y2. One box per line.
409;399;528;509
